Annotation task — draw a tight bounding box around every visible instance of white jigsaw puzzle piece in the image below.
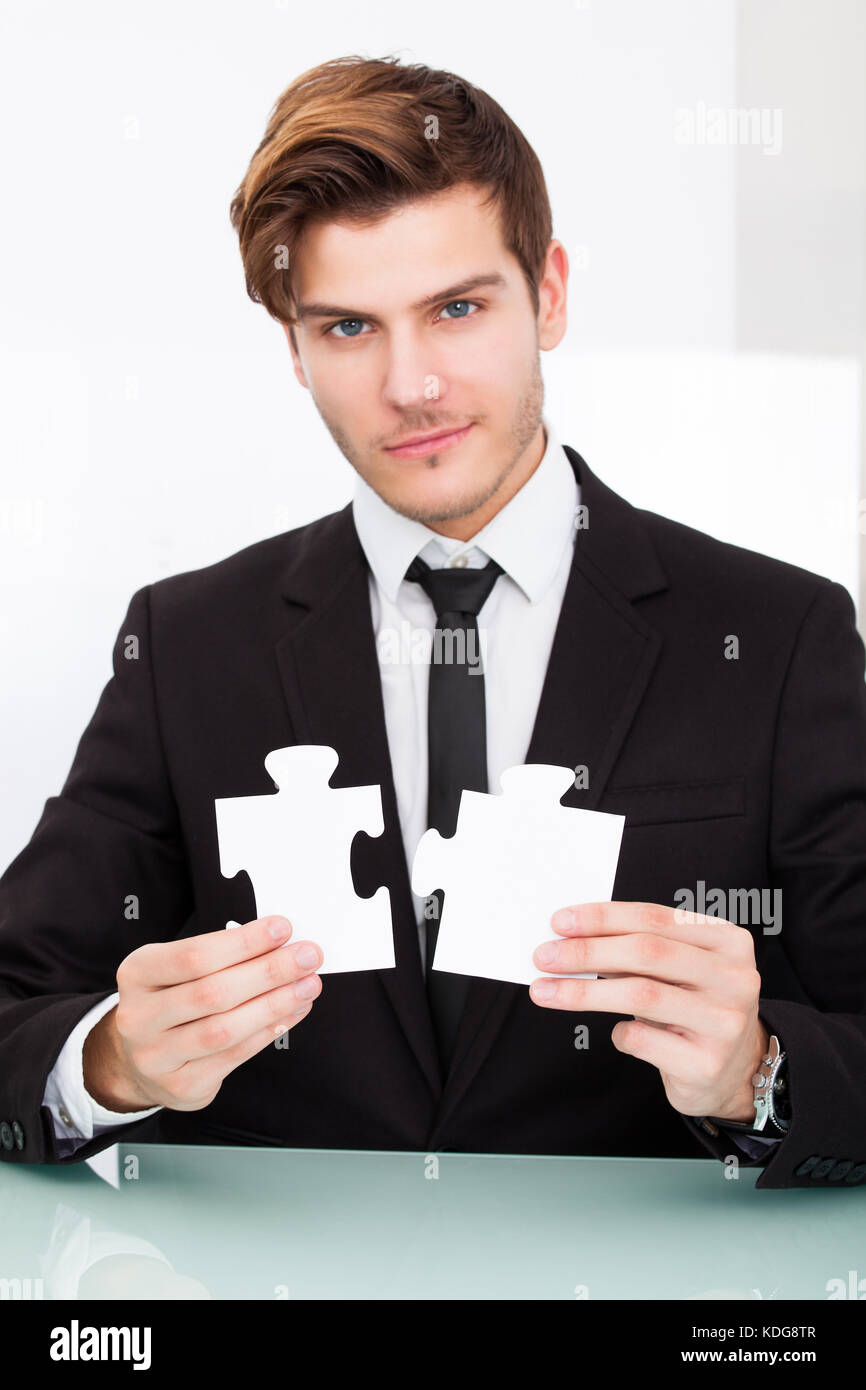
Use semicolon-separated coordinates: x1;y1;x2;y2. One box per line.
411;763;625;986
216;744;394;973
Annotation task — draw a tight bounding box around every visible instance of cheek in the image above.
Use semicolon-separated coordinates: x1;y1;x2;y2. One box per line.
306;356;372;417
442;355;512;408
465;334;533;398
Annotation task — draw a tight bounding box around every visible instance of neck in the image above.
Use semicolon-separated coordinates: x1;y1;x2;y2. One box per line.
424;422;547;542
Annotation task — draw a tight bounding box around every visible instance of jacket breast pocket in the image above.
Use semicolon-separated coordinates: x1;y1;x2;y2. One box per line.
599;776;745;827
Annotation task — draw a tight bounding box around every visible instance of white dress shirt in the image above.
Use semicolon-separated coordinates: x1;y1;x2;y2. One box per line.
353;416;579;964
42;415;578;1153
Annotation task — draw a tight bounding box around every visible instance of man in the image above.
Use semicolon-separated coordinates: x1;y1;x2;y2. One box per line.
1;56;865;1188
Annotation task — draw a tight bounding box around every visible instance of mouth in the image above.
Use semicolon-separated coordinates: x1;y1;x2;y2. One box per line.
383;423;475;459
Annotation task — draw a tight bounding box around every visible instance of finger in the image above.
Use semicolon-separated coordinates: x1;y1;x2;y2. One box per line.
211;1000;314;1078
154;937;324;1031
165;1001;315;1098
156;972;323;1067
128;915;297;989
611;1017;696;1073
533;931;736;989
551;902;750;956
528;973;737;1035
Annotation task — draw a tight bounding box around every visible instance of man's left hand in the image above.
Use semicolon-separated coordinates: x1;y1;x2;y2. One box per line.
530;902;768;1123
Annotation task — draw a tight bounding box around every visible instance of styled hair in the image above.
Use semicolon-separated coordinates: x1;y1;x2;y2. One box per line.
229;55;552;345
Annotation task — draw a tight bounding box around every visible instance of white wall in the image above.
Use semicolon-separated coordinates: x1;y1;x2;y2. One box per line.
1;0;863;867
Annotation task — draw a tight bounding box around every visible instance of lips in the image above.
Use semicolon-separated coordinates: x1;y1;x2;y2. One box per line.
384;423;475;458
390;426;464;448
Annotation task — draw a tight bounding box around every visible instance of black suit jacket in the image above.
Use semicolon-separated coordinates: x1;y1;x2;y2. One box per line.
2;446;865;1188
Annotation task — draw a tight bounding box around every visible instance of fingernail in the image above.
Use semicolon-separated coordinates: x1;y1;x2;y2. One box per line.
532;979;558;1001
295;943;320;969
268;917;292;940
296;974;319;998
534;942;558;967
552;908;575;931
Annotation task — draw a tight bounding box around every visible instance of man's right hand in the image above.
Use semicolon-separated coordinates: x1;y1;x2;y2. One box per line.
82;916;322;1113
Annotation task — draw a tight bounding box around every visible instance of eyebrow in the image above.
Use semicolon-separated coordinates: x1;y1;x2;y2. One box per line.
294;272;508;323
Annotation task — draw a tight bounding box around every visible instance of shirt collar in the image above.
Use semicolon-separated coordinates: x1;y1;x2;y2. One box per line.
351;415;578;605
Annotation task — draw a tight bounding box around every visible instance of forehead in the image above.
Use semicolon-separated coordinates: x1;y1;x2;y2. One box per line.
291;183;513;306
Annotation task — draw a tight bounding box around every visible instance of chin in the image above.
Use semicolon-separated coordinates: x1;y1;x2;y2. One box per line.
390;476;491;525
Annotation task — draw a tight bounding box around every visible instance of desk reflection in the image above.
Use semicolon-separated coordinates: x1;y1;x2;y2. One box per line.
0;1146;863;1300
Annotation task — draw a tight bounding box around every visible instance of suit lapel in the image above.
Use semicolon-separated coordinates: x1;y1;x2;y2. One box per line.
273;445;670;1131
428;447;669;1139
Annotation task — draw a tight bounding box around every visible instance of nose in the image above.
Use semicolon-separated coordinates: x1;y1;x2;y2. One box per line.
380;327;444;413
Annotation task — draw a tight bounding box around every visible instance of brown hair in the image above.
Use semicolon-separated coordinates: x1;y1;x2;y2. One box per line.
229;55;552;346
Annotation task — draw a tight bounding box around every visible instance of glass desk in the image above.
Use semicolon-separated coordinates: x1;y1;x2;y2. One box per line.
1;1145;864;1300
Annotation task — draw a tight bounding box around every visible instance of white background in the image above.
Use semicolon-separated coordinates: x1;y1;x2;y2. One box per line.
1;0;864;866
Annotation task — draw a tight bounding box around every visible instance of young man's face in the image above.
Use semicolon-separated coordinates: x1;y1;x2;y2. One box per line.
283;182;568;539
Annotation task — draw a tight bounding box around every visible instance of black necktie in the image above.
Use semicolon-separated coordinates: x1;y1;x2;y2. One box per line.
405;552;505;1073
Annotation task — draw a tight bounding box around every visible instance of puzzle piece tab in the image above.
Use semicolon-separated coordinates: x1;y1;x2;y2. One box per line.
411;763;625;986
216;745;394;973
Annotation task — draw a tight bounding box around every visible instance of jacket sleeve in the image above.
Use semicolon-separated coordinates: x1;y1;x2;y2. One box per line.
682;579;866;1189
0;583;193;1164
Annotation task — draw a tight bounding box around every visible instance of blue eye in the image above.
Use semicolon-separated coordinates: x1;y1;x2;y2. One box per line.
324;300;479;338
327;318;367;338
440;300;477;319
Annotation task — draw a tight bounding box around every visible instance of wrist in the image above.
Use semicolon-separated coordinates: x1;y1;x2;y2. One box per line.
82;1007;157;1113
709;1084;759;1126
707;1020;771;1125
705;1030;791;1135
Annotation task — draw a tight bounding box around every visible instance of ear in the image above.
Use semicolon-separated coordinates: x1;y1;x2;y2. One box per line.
537;239;569;352
281;321;309;390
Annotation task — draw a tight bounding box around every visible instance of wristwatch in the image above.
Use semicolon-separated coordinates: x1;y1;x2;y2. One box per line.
704;1033;791;1136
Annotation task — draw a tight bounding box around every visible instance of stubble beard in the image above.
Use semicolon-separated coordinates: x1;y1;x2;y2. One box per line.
316;355;545;525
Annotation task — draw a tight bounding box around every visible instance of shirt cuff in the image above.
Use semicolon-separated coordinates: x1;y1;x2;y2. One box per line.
715;1125;785;1160
42;991;163;1144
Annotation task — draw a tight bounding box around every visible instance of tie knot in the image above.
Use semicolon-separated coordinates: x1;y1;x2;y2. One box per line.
405;553;504;618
